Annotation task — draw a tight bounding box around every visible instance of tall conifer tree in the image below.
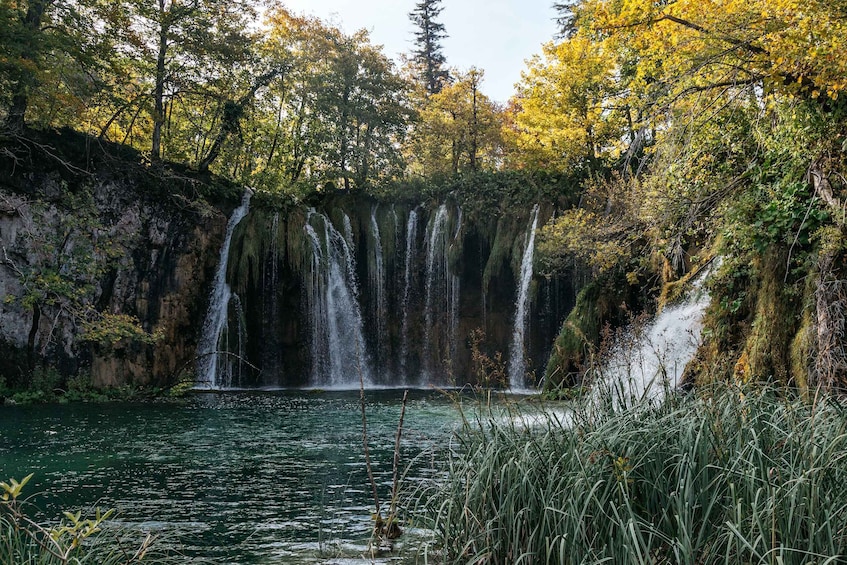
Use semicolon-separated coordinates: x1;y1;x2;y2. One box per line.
409;0;449;96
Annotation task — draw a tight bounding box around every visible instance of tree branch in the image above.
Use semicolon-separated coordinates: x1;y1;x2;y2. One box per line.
657;14;769;56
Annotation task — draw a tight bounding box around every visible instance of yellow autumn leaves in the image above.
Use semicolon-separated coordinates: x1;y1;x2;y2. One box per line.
508;0;847;170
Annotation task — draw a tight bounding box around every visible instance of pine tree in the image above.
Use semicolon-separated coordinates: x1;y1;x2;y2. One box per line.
408;0;449;96
552;2;579;38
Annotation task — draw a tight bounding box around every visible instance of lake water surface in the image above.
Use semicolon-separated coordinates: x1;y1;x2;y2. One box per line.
0;389;475;563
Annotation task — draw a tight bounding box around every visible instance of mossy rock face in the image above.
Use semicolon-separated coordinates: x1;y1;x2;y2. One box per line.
742;250;802;385
689;247;817;391
544;272;636;389
0;129;235;391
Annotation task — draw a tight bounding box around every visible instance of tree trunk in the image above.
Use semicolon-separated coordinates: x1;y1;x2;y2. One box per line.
5;0;50;130
265;96;285;169
469;79;479;171
152;2;169;160
813;243;847;391
339;85;352;191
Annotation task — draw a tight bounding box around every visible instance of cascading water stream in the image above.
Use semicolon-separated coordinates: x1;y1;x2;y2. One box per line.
196;188;253;389
423;206;446;350
595;259;719;405
400;207;419;381
218;293;246;388
342;213;354;250
262;212;281;383
509;204;540;389
369;206;387;375
423;204;460;380
304;210;372;387
269;212;279;287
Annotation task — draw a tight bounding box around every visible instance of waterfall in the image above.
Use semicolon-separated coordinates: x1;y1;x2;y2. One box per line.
400;207;419;381
424;204;460;380
198;198;576;390
269;212;280;287
218;293;246;388
596;260;718;405
304;210;372;387
342;213;354;250
509;204;540;389
261;212;281;385
196;188;253;389
369;205;387;376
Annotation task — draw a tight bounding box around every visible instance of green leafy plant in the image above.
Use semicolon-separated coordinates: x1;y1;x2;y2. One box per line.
1;475;167;564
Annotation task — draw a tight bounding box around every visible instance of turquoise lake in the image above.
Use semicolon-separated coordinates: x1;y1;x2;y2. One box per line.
0;389;483;563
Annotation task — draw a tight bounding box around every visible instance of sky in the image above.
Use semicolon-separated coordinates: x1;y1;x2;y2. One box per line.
279;0;560;104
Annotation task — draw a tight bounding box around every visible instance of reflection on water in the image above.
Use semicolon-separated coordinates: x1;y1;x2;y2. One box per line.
0;389;475;563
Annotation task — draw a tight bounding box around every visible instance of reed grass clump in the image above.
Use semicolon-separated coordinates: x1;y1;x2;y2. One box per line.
419;386;847;564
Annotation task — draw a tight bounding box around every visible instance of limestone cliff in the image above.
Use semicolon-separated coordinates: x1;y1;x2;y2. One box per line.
0;129;234;389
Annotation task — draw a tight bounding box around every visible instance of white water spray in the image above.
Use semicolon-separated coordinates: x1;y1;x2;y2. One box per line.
423;204;460;379
509;204;540;389
596;260;719;405
196;188;253;389
400;207;419;380
370;205;387;374
304;210;372;387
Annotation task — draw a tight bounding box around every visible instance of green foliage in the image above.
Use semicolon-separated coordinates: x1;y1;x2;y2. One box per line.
166;379;195;399
1;474;169;563
539;207;630;274
0;474;33;502
214;9;412;194
418;386;847;564
2;181;161;362
0;0;115;129
405;68;502;176
1;369;164;405
379;169;582;221
14;189;105;311
81;314;161;347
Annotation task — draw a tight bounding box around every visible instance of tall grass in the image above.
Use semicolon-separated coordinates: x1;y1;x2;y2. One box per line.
417;386;847;564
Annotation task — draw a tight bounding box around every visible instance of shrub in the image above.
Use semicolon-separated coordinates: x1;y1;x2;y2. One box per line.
1;475;170;564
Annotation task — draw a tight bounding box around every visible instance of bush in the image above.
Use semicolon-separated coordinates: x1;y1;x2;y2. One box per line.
417;386;847;564
1;475;170;564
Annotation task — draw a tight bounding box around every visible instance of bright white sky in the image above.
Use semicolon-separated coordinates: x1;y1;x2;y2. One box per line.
278;0;560;103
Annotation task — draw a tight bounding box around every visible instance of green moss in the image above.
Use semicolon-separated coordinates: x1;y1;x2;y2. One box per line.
743;249;803;386
285;208;309;270
445;201;465;272
229;210;264;294
790;309;813;398
544;272;634;389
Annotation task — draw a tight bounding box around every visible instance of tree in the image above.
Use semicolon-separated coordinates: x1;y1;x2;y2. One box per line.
97;0;259;161
509;36;625;171
317;29;410;190
406;68;502;176
215;9;411;194
0;0;112;130
408;0;449;96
